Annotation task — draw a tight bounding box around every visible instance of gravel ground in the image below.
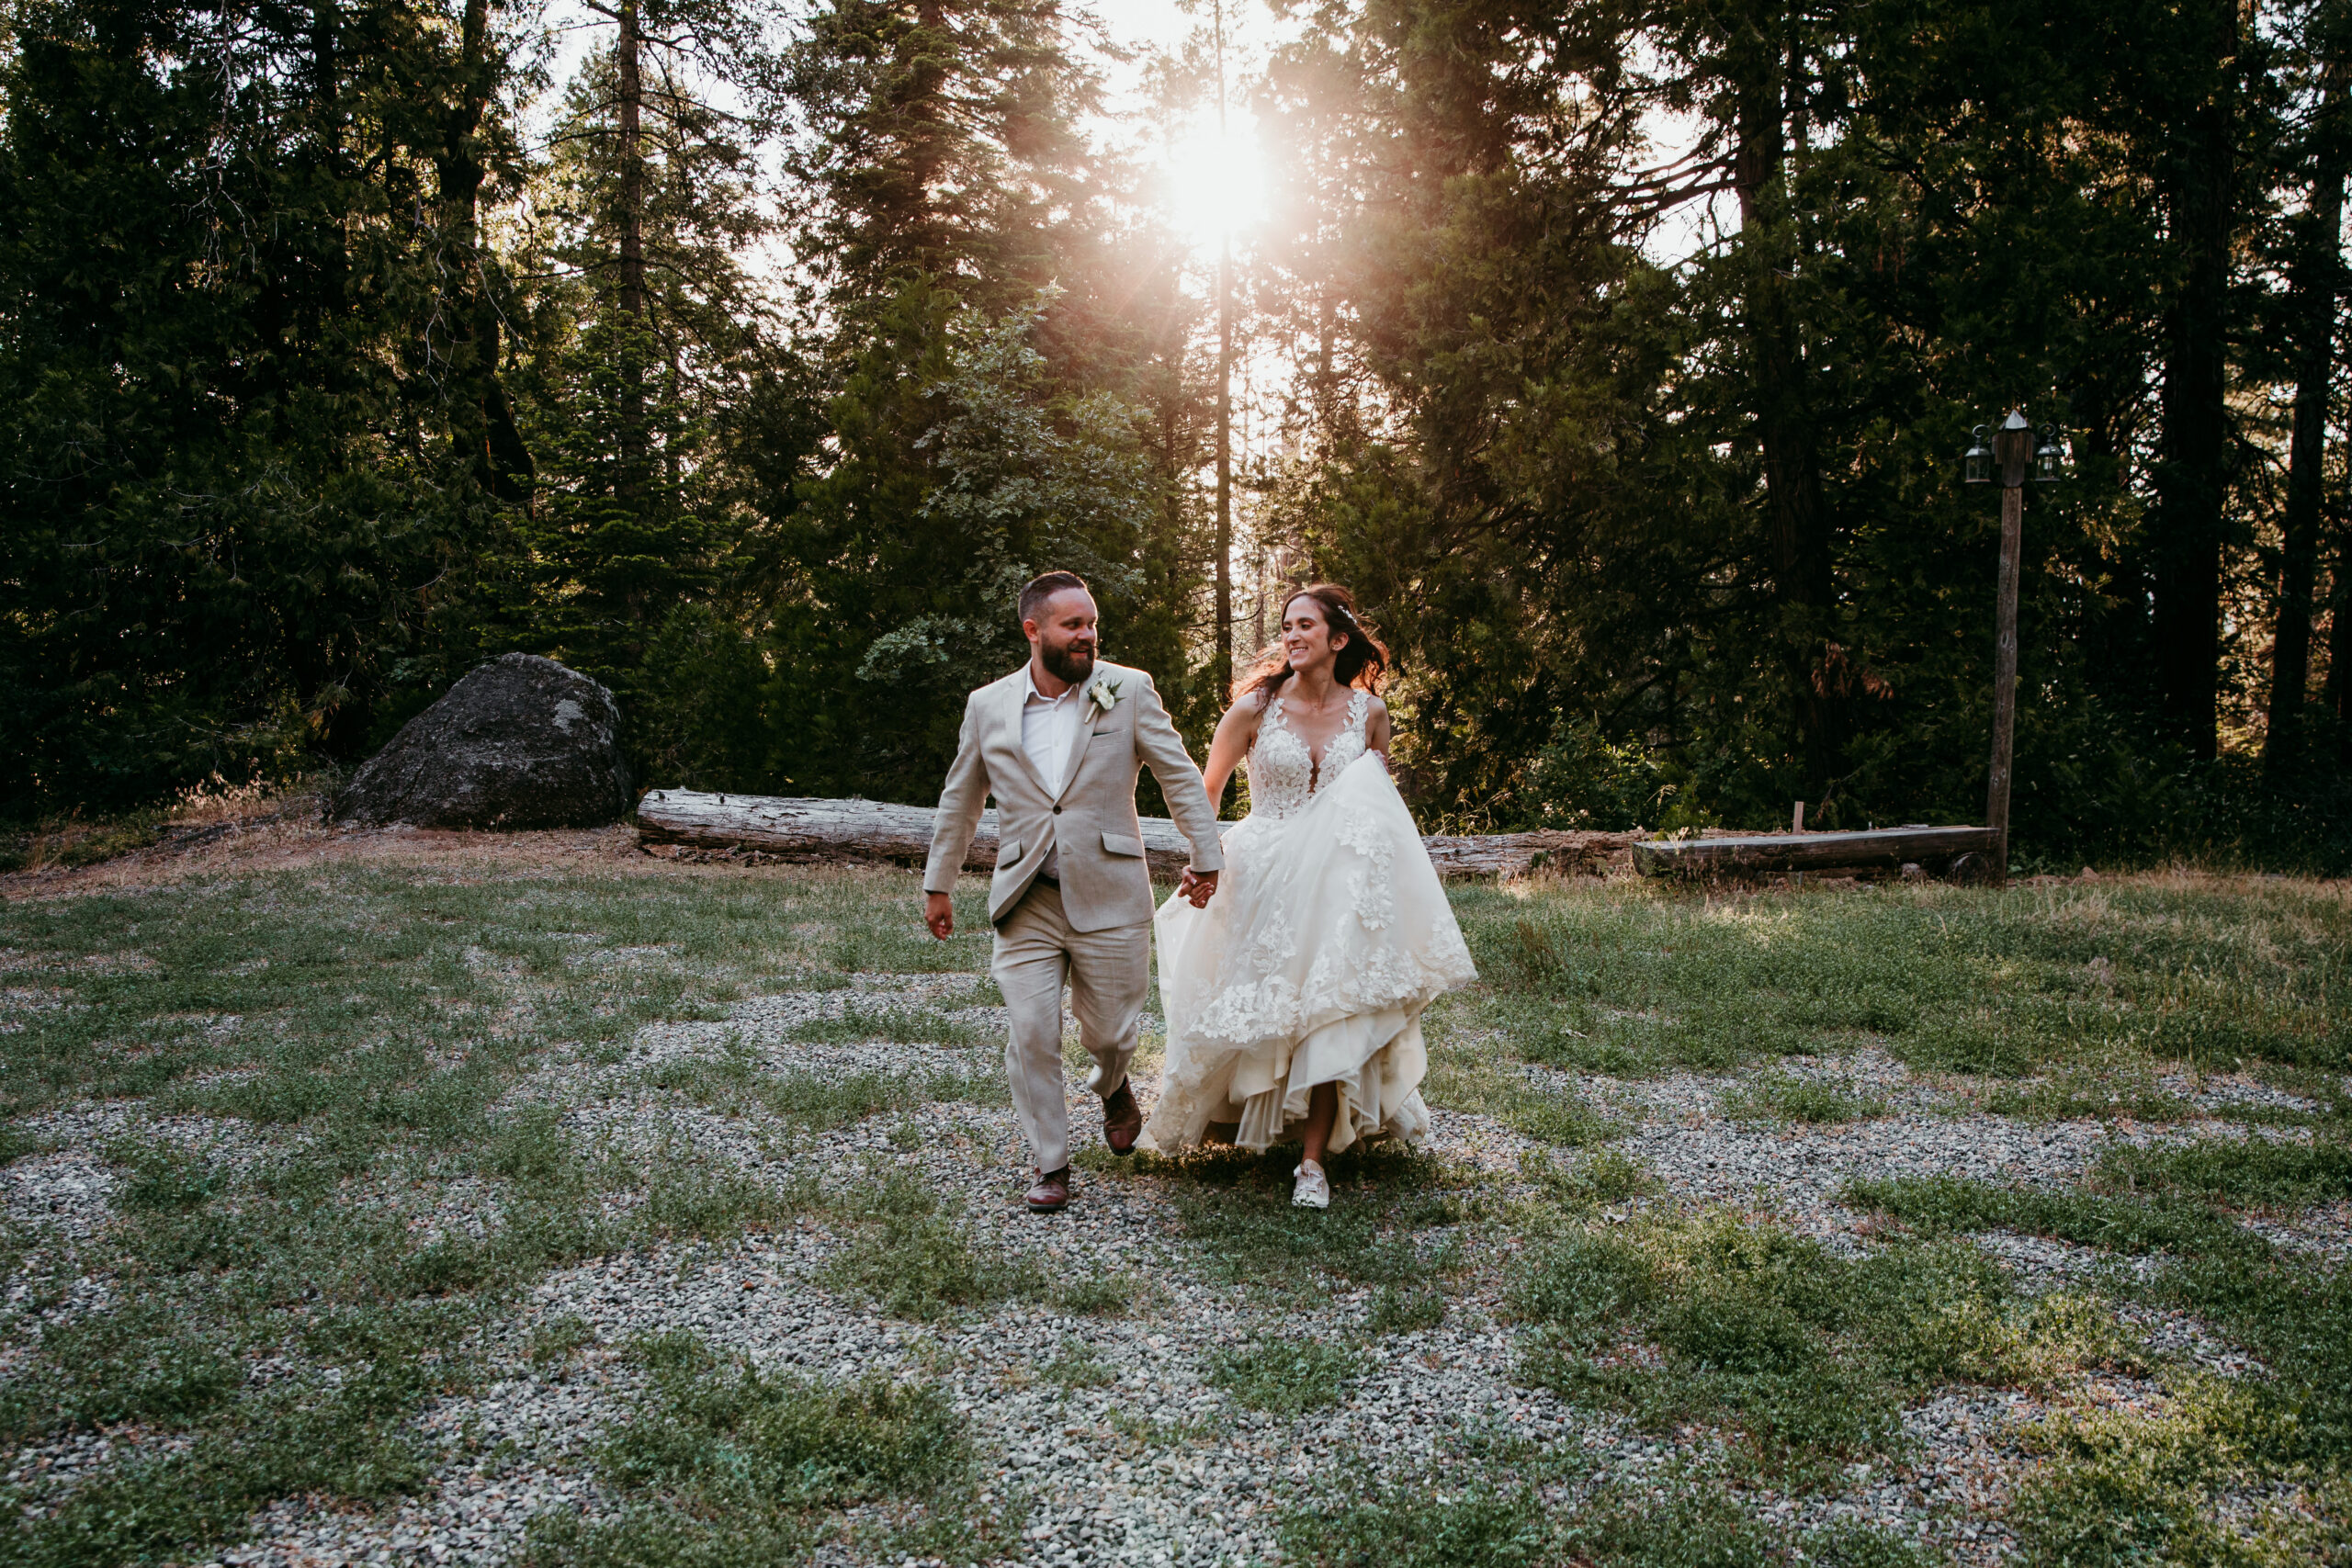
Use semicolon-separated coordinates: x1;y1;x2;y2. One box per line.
6;964;2344;1566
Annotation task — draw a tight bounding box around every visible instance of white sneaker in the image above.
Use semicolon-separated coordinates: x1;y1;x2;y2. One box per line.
1292;1160;1330;1209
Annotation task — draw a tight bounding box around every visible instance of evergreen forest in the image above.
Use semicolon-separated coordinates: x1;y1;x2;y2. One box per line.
6;0;2351;872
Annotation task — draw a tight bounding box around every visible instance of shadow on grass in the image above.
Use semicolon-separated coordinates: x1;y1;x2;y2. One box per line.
1081;1141;1473;1296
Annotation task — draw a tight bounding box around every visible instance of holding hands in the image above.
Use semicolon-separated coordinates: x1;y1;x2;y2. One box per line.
1177;868;1219;908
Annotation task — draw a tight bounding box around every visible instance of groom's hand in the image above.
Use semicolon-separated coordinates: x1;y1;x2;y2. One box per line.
924;891;955;940
1181;869;1218;908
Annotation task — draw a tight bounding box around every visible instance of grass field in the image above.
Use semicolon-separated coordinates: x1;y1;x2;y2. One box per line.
0;842;2343;1566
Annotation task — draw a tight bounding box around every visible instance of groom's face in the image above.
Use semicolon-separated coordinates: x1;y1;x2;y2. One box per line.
1026;588;1099;685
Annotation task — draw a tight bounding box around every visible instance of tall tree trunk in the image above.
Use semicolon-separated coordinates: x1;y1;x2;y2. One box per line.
293;0;356;746
1730;6;1839;796
2267;60;2347;775
438;0;532;503
2330;533;2352;758
1212;0;1234;691
616;0;648;504
1216;231;1234;688
2150;0;2240;761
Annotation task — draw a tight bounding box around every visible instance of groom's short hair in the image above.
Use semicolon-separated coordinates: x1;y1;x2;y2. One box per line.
1019;570;1091;626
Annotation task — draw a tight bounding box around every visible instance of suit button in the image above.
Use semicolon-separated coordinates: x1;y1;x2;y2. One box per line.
1051;806;1061;815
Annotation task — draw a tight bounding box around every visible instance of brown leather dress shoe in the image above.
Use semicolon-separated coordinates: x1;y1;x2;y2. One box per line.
1102;1077;1142;1156
1025;1168;1070;1213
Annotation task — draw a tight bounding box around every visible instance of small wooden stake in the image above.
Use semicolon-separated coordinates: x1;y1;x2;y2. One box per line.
1791;801;1805;833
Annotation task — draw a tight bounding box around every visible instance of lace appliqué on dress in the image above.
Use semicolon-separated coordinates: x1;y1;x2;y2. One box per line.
1246;687;1371;821
1334;807;1395;933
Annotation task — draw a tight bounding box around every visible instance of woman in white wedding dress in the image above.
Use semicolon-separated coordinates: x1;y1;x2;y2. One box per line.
1140;584;1477;1208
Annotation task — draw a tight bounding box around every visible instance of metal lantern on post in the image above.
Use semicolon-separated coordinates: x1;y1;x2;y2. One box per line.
1964;408;2065;888
1962;427;1995;487
2033;427;2064;485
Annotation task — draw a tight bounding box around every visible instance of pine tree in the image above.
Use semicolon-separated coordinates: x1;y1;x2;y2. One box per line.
0;0;535;807
520;36;786;702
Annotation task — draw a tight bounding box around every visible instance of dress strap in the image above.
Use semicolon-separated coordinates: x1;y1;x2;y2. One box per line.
1347;688;1370;731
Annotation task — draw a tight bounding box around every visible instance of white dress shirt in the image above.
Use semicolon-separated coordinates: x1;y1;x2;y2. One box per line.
1021;667;1088;876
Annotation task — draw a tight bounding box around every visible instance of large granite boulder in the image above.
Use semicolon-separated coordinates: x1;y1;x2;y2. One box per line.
333;654;632;829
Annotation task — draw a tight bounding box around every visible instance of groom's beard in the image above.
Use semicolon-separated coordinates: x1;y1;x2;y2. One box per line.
1043;641;1095;684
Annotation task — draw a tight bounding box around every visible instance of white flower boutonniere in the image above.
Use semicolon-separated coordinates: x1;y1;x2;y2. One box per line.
1086;674;1124;716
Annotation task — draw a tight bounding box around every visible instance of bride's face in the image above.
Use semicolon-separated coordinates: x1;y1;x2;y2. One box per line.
1282;598;1347;677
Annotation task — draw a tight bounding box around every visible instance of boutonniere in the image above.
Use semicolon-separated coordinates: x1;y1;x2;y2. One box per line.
1086;674;1124;716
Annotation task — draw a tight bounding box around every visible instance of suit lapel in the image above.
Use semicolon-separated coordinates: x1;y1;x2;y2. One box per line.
1053;701;1091;803
1059;670;1123;799
1050;682;1092;801
1000;671;1053;796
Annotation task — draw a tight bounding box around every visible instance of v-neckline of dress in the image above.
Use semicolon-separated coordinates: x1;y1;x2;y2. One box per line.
1273;688;1364;780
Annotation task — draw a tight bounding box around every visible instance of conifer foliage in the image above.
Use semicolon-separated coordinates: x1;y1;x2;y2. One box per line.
0;0;2346;868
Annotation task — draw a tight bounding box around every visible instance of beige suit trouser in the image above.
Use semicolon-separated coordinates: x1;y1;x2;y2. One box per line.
992;881;1150;1175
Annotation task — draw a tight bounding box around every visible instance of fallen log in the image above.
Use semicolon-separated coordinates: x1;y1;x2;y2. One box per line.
1631;825;1998;877
633;791;1196;876
632;790;1638;882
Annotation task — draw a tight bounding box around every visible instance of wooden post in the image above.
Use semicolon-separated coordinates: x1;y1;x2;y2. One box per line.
1791;801;1804;832
1985;411;2030;889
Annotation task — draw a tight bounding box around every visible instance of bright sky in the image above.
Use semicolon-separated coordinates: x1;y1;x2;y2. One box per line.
1087;0;1278;259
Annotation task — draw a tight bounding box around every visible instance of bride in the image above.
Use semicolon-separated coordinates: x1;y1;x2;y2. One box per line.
1141;584;1476;1207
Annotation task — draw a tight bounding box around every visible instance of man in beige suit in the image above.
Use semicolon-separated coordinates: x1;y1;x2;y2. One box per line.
923;571;1227;1212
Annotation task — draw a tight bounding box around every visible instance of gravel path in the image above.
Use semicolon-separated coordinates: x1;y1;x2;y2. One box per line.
5;967;2342;1568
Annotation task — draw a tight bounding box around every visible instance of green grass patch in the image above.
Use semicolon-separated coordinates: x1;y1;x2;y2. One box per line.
2155;1253;2352;1470
643;1047;1005;1132
0;864;990;1566
819;1168;1043;1320
1846;1165;2352;1492
518;1330;991;1568
1978;1074;2202;1123
1717;1071;1889;1124
1052;1271;1143;1316
605;1332;964;1506
1522;1147;1653;1208
782;1002;983;1046
526;1314;598;1367
1365;1284;1447;1334
0;1125;55;1166
1421;1038;1622;1145
1451;877;2348;1077
1043;1337;1116;1390
1509;1211;2132;1484
109;1138;231;1213
1098;1143;1470;1296
1841;1174;2267;1259
2093;1133;2352;1212
2010;1374;2345;1567
1277;1461;1941;1567
1209;1338;1363;1415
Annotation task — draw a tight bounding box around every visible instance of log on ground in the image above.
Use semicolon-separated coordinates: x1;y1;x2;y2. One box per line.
1631;825;1998;877
633;790;1636;881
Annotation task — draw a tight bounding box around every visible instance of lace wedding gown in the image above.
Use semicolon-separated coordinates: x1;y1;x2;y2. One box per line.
1141;689;1477;1155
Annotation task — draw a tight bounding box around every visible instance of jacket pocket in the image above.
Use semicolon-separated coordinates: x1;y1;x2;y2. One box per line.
1101;831;1143;858
999;838;1022;864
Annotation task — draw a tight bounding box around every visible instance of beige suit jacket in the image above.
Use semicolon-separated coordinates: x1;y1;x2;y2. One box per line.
923;660;1226;931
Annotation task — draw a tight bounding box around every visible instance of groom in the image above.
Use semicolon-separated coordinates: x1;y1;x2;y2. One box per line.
922;571;1226;1213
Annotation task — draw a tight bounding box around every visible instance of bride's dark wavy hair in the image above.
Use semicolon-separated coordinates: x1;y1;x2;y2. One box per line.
1235;583;1390;705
